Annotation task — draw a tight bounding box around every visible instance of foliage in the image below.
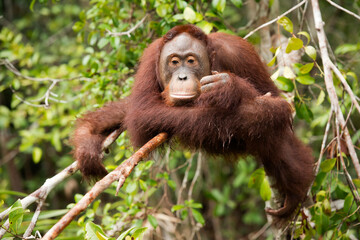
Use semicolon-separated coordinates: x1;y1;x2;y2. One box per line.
0;0;359;239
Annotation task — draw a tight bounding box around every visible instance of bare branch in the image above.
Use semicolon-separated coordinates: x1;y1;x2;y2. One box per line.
326;0;360;21
23;199;45;238
314;111;333;175
188;152;203;201
0;128;123;238
328;61;360;115
106;14;148;37
0;59;92;82
244;0;307;39
42;132;168;240
311;0;360;178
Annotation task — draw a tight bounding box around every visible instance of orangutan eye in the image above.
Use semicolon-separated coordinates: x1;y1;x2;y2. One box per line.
187;56;196;65
170;57;180;66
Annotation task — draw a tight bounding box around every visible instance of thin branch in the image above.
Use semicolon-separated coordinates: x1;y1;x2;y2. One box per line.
311;0;360;178
326;0;360;21
42;132;168;240
335;120;360;206
106;14;148;37
328;61;360;115
244;0;307;39
314;111;333;176
188;152;202;201
1;58;92;108
23;199;45;238
0;128;123;238
0;59;92;82
176;153;194;210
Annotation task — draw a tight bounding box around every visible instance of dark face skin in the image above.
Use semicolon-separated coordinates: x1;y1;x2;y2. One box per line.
159;33;211;105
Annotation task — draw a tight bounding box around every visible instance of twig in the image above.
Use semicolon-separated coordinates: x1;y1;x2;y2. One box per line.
188;153;203;239
188;152;202;201
335;120;360;206
106;14;148;37
249;222;271;240
311;0;360;178
0;162;78;238
0;128;122;238
176;153;195;209
41;132;168;240
23;199;45;238
0;59;92;82
328;61;360;115
314;111;333;176
1;58;92;108
326;0;360;21
244;0;307;39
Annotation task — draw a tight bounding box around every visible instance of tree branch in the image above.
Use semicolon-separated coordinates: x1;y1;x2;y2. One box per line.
42;132;168;240
106;14;148;37
1;58;92;108
328;60;360;115
311;0;360;178
244;0;307;39
326;0;360;21
0;128;123;238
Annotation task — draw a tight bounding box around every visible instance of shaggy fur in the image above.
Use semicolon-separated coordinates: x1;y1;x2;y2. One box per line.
72;25;314;219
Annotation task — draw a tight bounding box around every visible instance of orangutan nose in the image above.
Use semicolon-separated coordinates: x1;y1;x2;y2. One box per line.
178;74;187;81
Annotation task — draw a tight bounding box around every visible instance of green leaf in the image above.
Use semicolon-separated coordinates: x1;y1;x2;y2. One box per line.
189;202;202;209
231;0;243;8
139;179;147;191
9;200;24;233
125;181;137;194
300;63;314;74
298;31;310;45
171;204;185;212
192;209;205;225
275;77;294;92
210;189;224;202
88;32;98;46
32;147;42;164
353;179;360;188
156;4;171;17
184;7;197;23
196;21;213;34
117;227;136;240
267;55;277;67
343;193;354;213
260;178;272;201
181;209;188;220
286;37;303;53
335;43;360;55
212;0;226;13
248;168;265;189
316;190;326;202
316;90;325;106
132;227;147;239
30;0;36;11
98;38;109;49
176;0;187;10
295;101;313;122
82;54;91;66
147;215;158;229
320;158;336;172
305;46;317;60
277;16;293;33
296;75;315;85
